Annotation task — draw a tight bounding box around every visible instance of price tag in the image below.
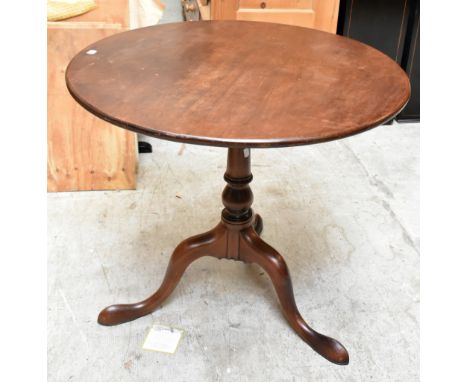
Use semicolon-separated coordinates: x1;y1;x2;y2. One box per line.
142;324;184;354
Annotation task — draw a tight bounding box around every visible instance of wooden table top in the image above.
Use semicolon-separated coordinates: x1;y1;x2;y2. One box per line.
66;21;410;148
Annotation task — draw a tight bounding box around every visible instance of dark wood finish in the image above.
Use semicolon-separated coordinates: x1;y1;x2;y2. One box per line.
66;21;410;365
98;148;349;365
66;21;410;148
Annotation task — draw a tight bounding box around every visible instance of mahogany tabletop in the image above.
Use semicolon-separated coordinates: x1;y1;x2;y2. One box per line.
66;21;410;148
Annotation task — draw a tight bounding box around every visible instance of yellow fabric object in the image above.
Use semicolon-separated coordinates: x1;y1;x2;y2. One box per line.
47;0;97;21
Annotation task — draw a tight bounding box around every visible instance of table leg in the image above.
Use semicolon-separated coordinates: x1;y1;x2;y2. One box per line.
240;226;349;365
98;223;225;326
97;148;348;365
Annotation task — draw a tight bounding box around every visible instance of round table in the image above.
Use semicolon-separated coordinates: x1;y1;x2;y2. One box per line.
66;21;410;365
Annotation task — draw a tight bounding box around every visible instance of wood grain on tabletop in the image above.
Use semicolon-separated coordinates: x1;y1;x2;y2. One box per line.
66;21;410;148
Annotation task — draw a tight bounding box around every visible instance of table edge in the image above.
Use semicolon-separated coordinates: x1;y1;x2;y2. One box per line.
66;76;409;148
65;21;411;148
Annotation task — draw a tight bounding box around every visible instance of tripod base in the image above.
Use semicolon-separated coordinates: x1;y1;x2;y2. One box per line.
98;149;349;365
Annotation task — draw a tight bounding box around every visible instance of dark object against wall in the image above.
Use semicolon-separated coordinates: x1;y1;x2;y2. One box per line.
338;0;420;121
398;1;420;121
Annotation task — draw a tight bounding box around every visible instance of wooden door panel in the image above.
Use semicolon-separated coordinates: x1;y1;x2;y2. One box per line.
312;0;340;33
211;0;239;20
212;0;339;33
239;0;314;8
237;8;316;29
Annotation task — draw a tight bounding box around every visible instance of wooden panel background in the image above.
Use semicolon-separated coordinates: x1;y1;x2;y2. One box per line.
312;0;340;33
211;0;340;33
211;0;239;20
237;10;316;30
47;0;139;192
47;24;137;192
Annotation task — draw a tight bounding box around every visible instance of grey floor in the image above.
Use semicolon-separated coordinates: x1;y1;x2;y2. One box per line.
48;121;419;381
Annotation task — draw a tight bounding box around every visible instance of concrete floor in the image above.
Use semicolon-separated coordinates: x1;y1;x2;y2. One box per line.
48;120;419;381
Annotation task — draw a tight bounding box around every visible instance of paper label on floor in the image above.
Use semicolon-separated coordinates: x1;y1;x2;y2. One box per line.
142;324;184;354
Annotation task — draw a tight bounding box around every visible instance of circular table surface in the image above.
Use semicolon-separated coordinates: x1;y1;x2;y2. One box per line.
66;21;410;148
